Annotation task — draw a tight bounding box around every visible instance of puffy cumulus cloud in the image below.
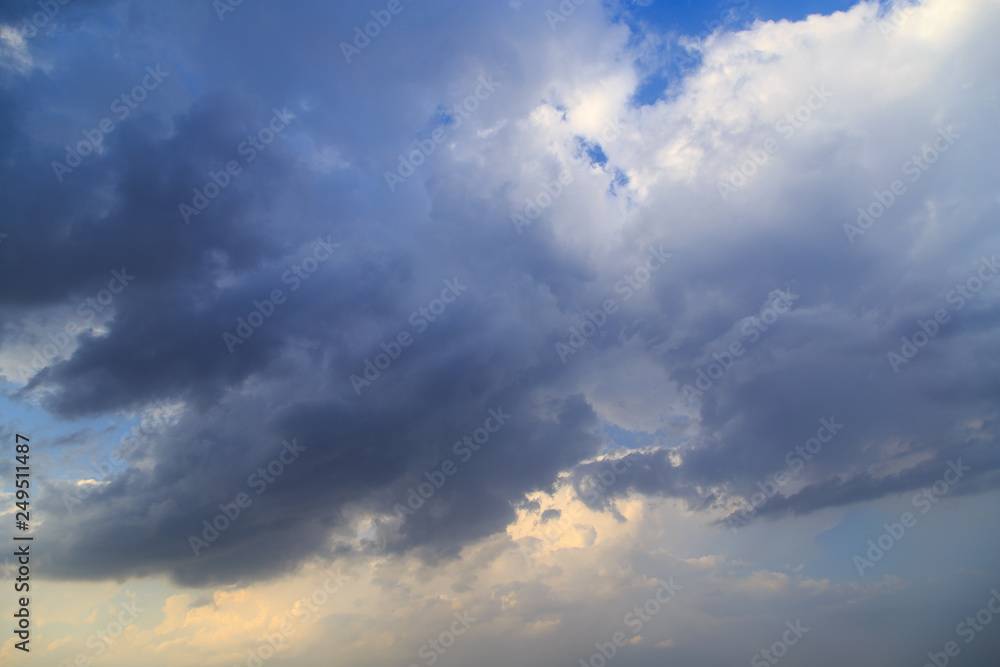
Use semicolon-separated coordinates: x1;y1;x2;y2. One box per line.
519;0;1000;525
0;5;998;660
600;0;1000;522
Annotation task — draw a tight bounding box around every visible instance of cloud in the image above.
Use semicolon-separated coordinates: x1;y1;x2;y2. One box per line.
0;0;997;615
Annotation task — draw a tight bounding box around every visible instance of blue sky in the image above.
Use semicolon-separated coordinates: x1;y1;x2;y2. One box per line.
634;0;858;29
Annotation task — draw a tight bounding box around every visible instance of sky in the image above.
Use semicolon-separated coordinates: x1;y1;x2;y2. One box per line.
1;0;1000;665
